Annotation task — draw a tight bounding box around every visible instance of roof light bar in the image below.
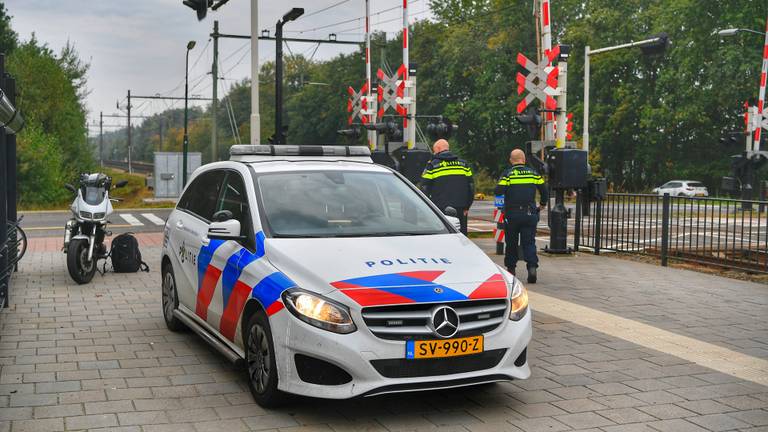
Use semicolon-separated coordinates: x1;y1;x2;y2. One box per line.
229;145;371;157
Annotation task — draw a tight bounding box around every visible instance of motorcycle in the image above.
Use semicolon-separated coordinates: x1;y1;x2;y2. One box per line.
63;173;128;284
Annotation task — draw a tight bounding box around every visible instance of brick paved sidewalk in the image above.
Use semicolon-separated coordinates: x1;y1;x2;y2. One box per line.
0;236;766;432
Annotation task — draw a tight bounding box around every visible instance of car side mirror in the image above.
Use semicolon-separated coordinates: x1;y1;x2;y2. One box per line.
208;219;243;241
443;206;458;217
445;215;461;232
114;180;128;188
212;209;233;222
64;183;76;194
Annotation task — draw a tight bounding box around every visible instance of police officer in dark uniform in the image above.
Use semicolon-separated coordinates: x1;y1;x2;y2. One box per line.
421;139;475;234
495;149;548;283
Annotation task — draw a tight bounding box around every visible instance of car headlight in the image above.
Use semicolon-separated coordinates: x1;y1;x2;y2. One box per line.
79;211;92;219
509;278;529;321
282;288;356;334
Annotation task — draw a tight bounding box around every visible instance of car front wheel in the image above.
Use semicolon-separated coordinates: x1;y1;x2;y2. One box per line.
161;263;185;332
244;310;286;407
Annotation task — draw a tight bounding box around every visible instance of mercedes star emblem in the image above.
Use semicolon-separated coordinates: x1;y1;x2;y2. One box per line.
431;306;460;338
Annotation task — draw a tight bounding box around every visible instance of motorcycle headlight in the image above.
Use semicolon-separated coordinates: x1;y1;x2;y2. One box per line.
509;277;529;321
282;288;356;334
79;211;93;219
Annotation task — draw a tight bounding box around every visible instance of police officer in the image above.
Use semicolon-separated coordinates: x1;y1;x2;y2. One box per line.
421;139;475;234
495;149;548;283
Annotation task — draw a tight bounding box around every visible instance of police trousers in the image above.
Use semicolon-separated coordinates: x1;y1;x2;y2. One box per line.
504;210;539;270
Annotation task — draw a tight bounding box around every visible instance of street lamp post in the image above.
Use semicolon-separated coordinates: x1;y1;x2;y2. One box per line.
274;7;304;145
183;40;196;186
582;34;669;154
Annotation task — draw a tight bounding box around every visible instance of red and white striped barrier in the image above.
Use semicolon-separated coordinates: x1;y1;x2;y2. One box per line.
756;16;768;151
493;208;505;255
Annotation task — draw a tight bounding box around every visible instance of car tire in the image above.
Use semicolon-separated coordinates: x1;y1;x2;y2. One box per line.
67;239;96;284
161;263;185;332
244;310;286;408
677;192;686;197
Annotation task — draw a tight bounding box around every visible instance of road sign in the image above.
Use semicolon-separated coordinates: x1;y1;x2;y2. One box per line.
516;47;561;114
347;83;369;125
376;65;409;119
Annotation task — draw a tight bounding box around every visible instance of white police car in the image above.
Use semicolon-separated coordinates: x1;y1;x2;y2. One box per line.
161;145;531;406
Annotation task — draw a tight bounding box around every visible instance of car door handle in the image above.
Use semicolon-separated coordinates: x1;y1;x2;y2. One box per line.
175;220;184;229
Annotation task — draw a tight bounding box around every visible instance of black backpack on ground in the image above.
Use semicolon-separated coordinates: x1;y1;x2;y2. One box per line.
110;233;149;273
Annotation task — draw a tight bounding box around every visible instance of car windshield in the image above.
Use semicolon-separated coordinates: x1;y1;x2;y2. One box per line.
256;170;449;238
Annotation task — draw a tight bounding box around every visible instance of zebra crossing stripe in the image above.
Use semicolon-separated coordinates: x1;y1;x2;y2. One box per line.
141;213;166;226
119;213;143;226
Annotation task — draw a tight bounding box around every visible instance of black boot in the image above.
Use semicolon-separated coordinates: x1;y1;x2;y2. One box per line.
527;266;537;284
506;267;516;276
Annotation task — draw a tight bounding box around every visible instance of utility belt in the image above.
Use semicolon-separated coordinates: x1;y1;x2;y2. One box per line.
505;204;538;215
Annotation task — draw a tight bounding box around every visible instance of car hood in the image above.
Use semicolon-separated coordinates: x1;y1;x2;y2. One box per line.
265;234;509;307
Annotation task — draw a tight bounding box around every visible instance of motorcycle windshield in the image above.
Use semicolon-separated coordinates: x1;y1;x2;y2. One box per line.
83;186;106;205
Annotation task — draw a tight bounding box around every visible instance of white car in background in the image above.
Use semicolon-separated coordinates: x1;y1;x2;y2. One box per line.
653;180;709;197
160;144;532;406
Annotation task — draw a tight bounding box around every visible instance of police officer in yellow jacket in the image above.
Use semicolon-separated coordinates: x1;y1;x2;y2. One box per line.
421;139;475;234
495;149;548;283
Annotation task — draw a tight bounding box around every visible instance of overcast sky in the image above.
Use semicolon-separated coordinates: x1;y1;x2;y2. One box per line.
4;0;432;130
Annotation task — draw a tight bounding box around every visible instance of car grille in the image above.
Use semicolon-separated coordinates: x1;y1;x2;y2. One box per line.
361;299;508;341
370;349;507;378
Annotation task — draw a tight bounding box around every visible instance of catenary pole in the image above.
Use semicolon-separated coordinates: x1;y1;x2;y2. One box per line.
250;0;260;145
99;111;103;167
212;20;219;160
365;0;376;150
127;90;132;174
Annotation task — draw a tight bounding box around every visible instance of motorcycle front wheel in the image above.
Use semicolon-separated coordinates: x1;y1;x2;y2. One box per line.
67;238;96;284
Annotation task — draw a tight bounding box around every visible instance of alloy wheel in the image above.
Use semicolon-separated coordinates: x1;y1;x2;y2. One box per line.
247;324;271;394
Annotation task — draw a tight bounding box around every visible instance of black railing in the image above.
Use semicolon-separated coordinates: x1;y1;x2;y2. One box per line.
576;193;768;273
0;53;24;308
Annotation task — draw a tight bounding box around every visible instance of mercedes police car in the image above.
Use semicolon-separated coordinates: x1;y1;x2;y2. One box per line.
161;144;531;406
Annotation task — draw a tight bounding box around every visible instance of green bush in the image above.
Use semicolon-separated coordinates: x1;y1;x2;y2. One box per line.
16;121;70;208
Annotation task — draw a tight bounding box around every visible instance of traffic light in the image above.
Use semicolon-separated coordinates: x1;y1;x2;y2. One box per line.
639;32;669;56
182;0;212;20
426;118;458;139
516;105;541;140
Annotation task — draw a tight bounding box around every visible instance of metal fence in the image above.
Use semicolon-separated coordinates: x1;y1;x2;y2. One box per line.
0;53;24;308
575;193;768;273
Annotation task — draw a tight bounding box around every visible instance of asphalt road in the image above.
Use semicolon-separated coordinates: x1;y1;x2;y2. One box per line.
19;208;173;238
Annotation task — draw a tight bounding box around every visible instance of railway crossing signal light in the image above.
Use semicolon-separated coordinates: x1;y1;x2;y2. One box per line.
337;127;362;138
367;120;403;141
182;0;212;20
516;106;541;139
426;118;457;139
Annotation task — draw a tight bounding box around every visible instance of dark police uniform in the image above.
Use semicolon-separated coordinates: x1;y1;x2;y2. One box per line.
495;164;548;275
421;151;475;234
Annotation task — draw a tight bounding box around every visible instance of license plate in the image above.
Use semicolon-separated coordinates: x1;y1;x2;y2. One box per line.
405;335;484;359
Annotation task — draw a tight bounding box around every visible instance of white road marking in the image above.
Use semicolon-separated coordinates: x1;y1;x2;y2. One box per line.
141;213;166;226
529;291;768;386
119;213;144;226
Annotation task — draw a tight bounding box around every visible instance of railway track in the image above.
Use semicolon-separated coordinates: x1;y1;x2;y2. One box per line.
102;160;154;175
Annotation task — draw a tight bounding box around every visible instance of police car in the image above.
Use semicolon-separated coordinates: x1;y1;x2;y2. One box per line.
161;145;531;406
